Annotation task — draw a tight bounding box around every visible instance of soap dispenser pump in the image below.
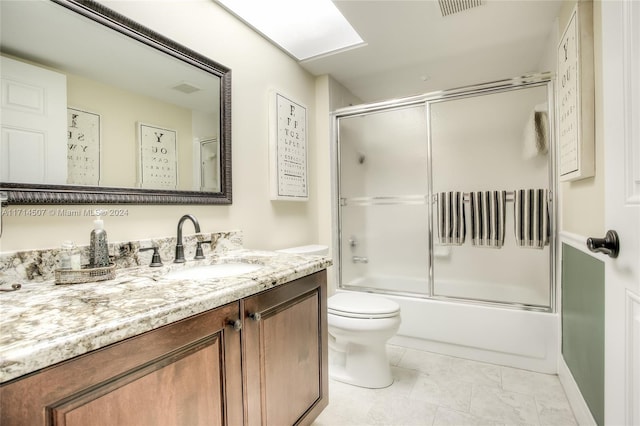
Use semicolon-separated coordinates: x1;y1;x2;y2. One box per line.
89;216;110;268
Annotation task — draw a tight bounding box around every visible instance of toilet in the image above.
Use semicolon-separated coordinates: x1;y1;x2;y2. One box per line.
277;245;401;389
327;292;401;389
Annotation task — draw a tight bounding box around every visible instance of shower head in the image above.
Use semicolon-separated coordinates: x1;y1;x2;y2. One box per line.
357;153;365;164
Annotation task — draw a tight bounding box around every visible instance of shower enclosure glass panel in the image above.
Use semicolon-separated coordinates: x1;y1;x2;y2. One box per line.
430;85;551;307
338;105;429;296
334;76;554;311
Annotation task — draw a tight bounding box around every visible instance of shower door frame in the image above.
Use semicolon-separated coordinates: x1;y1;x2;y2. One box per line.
332;73;557;313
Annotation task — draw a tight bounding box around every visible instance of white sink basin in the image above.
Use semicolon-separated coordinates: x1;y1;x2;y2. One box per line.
163;263;263;280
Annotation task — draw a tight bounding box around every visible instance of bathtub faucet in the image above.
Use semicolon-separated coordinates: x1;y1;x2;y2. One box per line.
352;256;369;264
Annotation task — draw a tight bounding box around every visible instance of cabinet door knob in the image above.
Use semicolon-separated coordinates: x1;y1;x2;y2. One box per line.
249;312;262;322
227;319;242;331
587;230;620;258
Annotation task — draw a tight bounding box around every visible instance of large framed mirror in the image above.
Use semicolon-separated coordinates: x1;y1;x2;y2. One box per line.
0;0;232;204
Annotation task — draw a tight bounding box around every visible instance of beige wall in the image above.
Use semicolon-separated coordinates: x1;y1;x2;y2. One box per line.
68;74;194;189
314;75;363;253
1;0;606;253
314;76;364;293
314;76;332;252
559;0;605;237
1;0;322;253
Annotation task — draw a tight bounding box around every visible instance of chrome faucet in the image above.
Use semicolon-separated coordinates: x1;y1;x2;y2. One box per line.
352;256;369;264
174;214;203;263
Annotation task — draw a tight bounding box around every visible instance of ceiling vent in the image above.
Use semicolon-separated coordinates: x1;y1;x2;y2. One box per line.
438;0;483;17
172;82;201;94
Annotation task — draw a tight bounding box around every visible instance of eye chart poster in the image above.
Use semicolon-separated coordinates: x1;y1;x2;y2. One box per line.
270;92;308;201
557;3;595;181
67;108;100;186
558;9;579;177
138;123;177;189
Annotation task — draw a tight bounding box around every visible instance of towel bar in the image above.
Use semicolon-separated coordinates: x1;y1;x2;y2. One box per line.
431;191;553;204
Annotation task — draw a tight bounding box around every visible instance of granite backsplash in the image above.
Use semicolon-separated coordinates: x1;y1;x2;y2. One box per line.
0;230;243;285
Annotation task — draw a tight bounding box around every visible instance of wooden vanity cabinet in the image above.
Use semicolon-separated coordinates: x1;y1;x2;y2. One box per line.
0;270;328;426
242;270;328;426
0;301;244;426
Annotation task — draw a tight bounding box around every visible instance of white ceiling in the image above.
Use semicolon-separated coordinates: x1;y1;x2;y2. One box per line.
0;0;220;114
300;0;564;103
1;0;564;107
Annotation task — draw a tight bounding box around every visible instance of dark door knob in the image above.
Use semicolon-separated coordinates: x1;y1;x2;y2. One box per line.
587;230;620;258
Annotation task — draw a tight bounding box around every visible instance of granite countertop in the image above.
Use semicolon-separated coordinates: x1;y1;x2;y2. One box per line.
0;249;331;384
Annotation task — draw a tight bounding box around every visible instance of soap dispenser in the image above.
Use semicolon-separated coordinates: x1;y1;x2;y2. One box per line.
89;217;110;268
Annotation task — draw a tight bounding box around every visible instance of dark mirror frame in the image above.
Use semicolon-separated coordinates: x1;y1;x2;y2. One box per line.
0;0;232;205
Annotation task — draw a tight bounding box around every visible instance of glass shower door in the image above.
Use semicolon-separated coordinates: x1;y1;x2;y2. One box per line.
337;105;430;296
429;85;552;308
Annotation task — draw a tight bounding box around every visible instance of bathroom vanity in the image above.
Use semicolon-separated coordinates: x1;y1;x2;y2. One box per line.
0;238;330;425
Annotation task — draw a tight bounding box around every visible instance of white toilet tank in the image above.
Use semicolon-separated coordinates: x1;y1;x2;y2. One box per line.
276;245;328;256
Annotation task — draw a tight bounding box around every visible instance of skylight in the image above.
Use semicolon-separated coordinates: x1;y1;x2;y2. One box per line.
215;0;364;61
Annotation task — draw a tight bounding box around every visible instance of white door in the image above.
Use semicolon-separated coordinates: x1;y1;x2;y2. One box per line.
601;1;640;425
200;138;220;192
0;55;67;184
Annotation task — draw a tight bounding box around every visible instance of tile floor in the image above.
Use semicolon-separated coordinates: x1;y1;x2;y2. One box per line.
313;345;578;426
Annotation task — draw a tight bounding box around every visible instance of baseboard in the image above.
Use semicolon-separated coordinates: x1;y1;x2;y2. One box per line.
390;333;557;374
558;355;597;425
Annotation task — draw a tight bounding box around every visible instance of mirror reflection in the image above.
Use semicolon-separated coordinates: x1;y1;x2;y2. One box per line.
0;0;231;203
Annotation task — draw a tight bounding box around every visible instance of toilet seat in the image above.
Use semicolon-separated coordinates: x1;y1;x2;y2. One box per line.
328;292;400;319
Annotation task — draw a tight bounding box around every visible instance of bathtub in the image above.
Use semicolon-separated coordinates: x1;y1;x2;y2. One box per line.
339;277;559;374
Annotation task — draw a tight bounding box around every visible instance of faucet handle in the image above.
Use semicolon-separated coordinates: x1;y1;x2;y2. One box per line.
139;246;163;267
194;240;212;260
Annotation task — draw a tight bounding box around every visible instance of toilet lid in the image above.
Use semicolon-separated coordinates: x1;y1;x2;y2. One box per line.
328;292;400;319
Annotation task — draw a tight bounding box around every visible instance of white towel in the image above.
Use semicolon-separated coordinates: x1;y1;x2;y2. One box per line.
522;103;548;159
514;189;549;249
436;192;466;246
470;191;506;248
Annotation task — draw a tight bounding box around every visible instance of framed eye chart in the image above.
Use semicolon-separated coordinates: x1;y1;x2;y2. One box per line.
269;91;308;201
67;107;100;186
557;2;595;182
138;123;178;189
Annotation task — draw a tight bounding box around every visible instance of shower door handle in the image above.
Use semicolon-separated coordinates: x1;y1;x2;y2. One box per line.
586;230;620;258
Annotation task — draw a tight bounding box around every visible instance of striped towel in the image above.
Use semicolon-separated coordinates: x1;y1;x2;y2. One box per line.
514;189;549;249
469;191;506;248
436;192;466;246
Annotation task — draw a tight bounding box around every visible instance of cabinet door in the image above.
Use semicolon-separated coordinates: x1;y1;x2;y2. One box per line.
0;302;243;426
243;271;328;426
